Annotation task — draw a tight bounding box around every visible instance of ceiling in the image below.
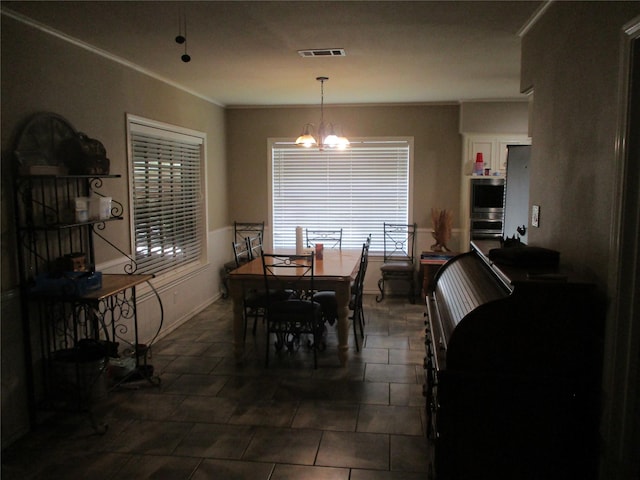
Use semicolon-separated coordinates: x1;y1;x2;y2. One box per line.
2;1;545;107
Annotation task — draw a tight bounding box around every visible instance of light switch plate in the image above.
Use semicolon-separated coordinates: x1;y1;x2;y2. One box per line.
532;205;540;228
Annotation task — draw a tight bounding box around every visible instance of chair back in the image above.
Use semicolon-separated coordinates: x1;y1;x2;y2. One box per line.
382;223;417;263
234;221;264;244
247;232;263;260
362;237;371;277
261;253;315;301
232;238;252;267
261;252;322;368
306;228;343;250
364;234;371;276
354;240;370;297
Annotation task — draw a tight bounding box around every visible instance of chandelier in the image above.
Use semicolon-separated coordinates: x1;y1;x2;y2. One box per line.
295;76;349;150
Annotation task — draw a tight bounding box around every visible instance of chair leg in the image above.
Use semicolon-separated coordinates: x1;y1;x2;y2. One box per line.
312;332;318;369
265;327;270;367
352;311;360;352
221;267;231;299
252;308;260;336
377;274;416;304
376;276;385;302
408;275;415;304
242;306;248;343
357;304;365;339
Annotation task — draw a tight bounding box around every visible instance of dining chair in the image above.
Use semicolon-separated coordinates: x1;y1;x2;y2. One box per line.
246;232;263;260
312;237;370;351
306;228;343;250
376;222;417;303
261;252;324;368
231;238;268;341
222;221;265;298
234;221;265;243
231;237;252;266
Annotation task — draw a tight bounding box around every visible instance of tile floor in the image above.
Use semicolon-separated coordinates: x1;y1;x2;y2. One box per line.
1;294;434;479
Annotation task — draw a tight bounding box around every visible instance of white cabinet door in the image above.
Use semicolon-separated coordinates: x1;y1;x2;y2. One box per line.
497;137;531;175
464;134;530;176
467;138;494;175
460;134;531;249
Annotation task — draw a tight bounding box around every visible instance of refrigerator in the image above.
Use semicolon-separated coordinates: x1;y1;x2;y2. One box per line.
503;145;531;245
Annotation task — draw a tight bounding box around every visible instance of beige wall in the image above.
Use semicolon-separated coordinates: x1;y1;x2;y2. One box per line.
459;101;529;134
1;16;227;290
521;2;638;283
226;104;462;232
521;3;640;478
1;15;227;445
2;2;638;472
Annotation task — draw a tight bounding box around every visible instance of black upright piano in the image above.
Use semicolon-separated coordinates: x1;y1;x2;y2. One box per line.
424;241;602;480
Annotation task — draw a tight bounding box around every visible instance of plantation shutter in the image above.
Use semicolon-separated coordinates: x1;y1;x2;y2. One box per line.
271;140;410;251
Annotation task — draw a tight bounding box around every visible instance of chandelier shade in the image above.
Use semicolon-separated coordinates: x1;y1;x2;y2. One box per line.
295;123;317;148
295;76;349;150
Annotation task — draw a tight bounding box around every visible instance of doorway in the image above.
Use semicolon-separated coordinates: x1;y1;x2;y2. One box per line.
604;20;640;480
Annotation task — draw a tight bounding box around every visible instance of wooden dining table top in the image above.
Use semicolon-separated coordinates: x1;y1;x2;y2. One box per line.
228;249;361;280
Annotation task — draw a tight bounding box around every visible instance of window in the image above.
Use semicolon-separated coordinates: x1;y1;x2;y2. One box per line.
270;139;412;251
127;115;206;276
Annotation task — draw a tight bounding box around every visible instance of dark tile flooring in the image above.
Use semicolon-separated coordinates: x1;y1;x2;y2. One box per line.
1;295;434;479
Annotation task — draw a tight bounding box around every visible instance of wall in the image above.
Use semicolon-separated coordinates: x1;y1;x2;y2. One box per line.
226;104;463;252
226;104;463;230
226;102;529;289
459;100;529;134
1;15;227;445
521;3;637;280
1;10;533;447
520;3;640;478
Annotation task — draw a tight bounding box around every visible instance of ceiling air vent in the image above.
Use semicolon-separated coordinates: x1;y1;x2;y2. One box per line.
298;48;346;57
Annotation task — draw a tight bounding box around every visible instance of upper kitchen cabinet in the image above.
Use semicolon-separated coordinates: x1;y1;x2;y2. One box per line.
459;134;531;251
462;134;531;177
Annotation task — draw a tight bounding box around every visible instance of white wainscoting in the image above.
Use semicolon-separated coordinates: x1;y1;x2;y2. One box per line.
97;225;232;345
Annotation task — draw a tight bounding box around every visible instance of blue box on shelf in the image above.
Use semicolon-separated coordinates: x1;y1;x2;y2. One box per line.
33;271;103;297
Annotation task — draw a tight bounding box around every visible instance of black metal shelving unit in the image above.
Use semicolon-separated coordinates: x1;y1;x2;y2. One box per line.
11;113;160;428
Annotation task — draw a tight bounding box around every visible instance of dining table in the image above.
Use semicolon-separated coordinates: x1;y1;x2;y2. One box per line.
227;248;362;366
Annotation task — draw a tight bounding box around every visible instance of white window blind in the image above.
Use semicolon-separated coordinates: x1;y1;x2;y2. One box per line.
270;140;411;251
128;118;205;276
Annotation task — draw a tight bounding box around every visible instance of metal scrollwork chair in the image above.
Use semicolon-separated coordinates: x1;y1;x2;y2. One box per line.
231;237;268;341
234;221;265;242
261;252;324;368
246;232;263;260
306;228;343;250
232;237;251;265
312;236;371;351
222;221;265;298
376;222;417;303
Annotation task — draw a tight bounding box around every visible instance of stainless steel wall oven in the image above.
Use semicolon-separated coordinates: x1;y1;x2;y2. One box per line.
469;177;505;239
